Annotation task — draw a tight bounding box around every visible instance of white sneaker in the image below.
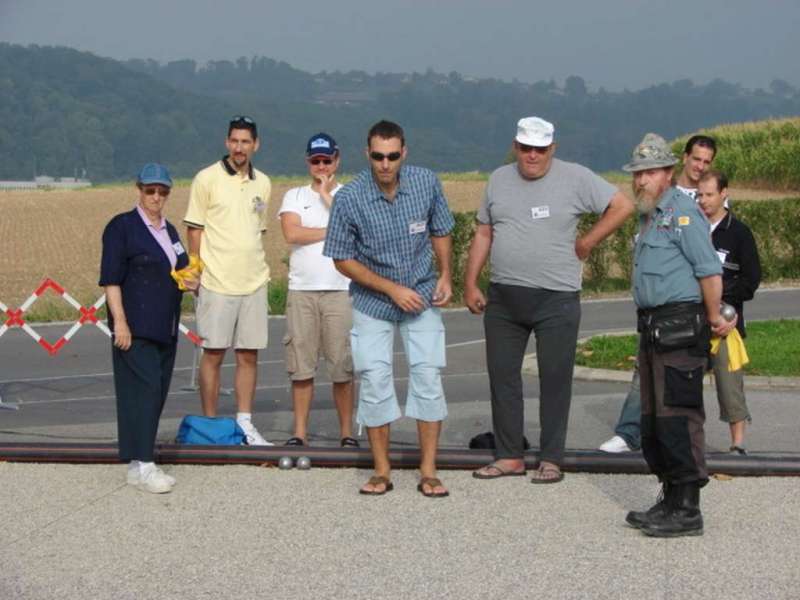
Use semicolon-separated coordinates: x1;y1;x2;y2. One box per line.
137;466;174;494
127;463;141;486
127;465;176;486
238;420;274;446
599;435;633;453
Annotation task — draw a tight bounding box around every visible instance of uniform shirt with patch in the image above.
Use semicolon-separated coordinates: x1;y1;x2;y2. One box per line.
477;160;617;291
633;187;722;309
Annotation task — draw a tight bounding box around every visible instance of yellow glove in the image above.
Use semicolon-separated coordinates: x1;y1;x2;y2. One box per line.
710;329;749;371
170;254;204;291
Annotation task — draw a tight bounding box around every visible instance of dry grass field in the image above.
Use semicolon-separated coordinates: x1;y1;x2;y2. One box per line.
0;178;795;315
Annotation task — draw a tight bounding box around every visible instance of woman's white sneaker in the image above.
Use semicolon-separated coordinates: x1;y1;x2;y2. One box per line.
127;464;175;486
137;466;174;494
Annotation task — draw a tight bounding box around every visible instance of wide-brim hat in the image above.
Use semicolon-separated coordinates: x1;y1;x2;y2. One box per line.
622;133;678;172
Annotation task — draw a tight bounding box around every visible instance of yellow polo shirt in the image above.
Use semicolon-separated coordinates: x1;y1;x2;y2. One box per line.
184;159;271;295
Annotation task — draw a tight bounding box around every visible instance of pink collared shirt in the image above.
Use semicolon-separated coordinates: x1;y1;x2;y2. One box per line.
136;204;178;268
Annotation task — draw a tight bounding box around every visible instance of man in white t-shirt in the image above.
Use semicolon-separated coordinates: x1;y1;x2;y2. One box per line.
278;133;358;448
675;135;717;199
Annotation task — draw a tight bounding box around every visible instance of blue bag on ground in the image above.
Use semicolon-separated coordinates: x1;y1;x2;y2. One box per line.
176;415;246;445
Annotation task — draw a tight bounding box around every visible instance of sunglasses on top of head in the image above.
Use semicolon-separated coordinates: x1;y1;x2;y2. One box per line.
230;115;256;126
369;151;402;162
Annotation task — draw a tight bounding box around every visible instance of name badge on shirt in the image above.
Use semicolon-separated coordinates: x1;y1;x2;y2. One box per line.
172;241;186;255
252;196;266;213
409;221;427;235
531;205;550;220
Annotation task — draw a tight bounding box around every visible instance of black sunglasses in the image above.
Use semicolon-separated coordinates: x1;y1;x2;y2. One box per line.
516;142;551;154
308;157;333;165
230;115;256;126
369;151;402;162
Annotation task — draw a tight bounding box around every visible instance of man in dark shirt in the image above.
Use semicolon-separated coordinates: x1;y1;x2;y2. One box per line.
697;170;761;454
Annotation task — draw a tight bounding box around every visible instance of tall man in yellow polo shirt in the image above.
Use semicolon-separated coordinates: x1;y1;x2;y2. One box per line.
184;116;273;445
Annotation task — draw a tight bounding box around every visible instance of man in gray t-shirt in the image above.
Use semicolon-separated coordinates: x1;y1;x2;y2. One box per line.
466;116;634;483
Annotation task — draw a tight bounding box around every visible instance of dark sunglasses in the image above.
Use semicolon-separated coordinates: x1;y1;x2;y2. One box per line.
142;186;170;197
369;151;402;162
308;157;333;165
516;142;551;154
230;115;256;126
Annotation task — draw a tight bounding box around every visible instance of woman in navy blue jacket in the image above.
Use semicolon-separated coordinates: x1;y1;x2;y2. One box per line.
99;164;196;493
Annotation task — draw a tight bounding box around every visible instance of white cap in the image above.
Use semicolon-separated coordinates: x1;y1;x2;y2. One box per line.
516;117;554;147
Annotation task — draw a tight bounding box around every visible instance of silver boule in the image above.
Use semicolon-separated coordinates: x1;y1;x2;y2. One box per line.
278;456;294;470
296;456;312;470
720;303;737;322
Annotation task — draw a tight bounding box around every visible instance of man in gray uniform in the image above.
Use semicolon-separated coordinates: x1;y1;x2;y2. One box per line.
599;134;718;454
466;116;633;482
623;133;736;537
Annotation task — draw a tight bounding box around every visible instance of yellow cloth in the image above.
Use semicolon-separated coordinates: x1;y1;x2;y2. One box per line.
183;161;271;295
710;329;749;371
171;254;204;291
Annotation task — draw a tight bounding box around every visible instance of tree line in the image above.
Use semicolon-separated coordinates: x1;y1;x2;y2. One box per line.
1;43;799;182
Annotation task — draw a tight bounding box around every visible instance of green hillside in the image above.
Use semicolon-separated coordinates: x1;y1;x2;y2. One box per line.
3;43;800;181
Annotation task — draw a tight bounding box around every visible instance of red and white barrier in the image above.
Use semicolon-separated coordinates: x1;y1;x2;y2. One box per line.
0;278;201;355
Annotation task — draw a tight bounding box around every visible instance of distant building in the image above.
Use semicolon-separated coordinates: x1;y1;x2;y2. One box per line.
313;90;376;106
0;175;92;191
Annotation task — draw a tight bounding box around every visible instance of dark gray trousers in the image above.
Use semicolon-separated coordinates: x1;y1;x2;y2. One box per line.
484;283;581;464
112;338;177;463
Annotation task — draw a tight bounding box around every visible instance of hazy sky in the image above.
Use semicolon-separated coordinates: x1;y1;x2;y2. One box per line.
1;0;798;90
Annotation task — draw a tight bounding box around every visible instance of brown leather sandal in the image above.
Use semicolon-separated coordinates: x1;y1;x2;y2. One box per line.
417;477;450;498
359;475;394;495
530;463;564;484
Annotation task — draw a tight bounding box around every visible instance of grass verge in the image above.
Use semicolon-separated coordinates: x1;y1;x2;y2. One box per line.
575;319;800;377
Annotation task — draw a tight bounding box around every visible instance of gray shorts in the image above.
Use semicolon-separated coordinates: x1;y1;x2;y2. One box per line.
712;338;750;424
283;290;352;382
196;285;268;350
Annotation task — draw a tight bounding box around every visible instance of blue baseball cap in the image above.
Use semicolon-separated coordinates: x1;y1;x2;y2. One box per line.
306;133;338;157
137;163;173;187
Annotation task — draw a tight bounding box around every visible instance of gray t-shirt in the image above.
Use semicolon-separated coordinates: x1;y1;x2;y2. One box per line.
478;159;617;291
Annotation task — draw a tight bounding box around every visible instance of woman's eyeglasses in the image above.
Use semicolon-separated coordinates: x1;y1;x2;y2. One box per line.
142;187;170;197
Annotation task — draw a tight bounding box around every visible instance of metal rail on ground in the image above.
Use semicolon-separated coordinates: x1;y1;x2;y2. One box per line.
1;443;798;477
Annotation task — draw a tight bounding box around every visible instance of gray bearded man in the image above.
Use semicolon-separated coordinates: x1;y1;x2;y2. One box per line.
623;133;736;537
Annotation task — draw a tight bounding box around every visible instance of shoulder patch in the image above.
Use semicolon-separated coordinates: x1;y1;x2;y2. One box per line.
678;216;691;226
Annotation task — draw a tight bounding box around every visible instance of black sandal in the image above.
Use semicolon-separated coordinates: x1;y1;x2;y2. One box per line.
285;437;306;446
340;437;360;448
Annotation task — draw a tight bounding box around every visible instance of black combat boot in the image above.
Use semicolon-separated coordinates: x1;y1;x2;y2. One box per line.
625;482;673;529
641;482;703;537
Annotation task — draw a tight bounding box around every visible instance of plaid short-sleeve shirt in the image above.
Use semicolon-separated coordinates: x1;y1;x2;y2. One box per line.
323;165;454;322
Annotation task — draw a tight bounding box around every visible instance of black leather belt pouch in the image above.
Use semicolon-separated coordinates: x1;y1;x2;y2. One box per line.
651;311;703;353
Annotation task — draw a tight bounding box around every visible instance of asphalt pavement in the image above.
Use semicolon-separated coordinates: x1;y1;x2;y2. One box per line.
1;289;799;599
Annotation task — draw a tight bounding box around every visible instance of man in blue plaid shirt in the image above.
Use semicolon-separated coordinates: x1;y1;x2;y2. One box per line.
323;120;455;498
